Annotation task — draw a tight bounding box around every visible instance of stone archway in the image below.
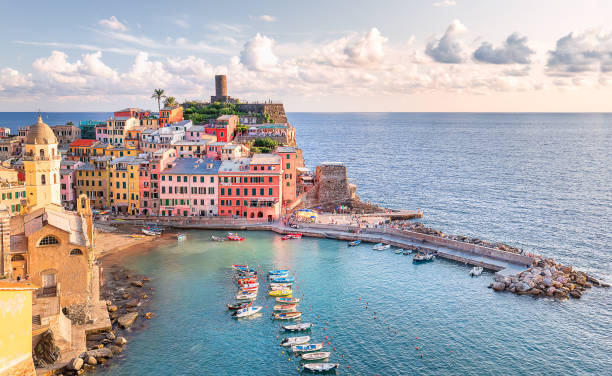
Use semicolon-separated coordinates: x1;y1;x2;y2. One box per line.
11;254;26;280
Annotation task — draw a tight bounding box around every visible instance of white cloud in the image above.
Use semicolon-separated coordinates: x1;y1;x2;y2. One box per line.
174;18;189;29
240;34;279;71
260;15;277;22
98;16;127;32
426;20;467;63
0;68;33;91
310;28;388;67
547;29;612;75
473;33;534;64
433;0;456;7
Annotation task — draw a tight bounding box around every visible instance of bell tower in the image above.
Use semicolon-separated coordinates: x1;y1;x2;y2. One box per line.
23;114;62;212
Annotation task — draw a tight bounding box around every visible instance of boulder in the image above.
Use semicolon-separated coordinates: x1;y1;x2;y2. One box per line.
546;287;556;297
110;345;123;354
569;290;582;299
131;280;144;288
142;277;151;282
121;292;130;299
144;312;154;319
86;356;97;366
68;357;83;371
125;299;139;308
86;347;113;359
543;278;553;287
517;282;531;293
106;332;116;341
118;312;138;329
530;288;542;296
491;282;506;291
115;337;128;346
107;305;118;312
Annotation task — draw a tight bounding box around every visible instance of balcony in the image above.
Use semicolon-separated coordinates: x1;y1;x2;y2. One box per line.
23;154;62;162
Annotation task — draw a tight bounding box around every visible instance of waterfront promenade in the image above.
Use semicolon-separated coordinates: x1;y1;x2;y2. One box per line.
101;216;533;276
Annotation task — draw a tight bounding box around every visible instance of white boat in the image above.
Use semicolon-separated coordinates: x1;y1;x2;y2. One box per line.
274;303;297;312
211;235;225;242
302;363;340;373
301;352;330;361
280;336;310;347
232;306;262;318
372;243;390;251
292;342;323;353
276;297;300;304
269;272;289;279
236;292;257;300
141;228;159;236
176;233;186;241
270;283;292;290
240;282;259;289
469;266;484;276
282;322;313;331
394;248;403;254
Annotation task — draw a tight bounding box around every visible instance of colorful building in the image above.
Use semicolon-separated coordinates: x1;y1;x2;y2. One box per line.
221;143;249;160
139;149;176;216
173;140;211;158
218;154;282;220
206;115;238;142
51;124;81;149
96;116;139;146
59;160;83;210
109;156;147;214
66;139;98;161
114;107;150;119
75;156;111;209
185;124;216;142
78;120;105;140
159;158;220;217
275;146;298;204
0;182;25;215
159;105;184;127
206;142;227;159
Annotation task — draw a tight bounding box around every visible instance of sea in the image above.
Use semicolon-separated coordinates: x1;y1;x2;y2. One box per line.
1;112;610;375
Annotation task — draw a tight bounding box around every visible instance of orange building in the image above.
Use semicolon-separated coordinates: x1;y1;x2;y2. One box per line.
66;139;98;161
159;105;184;127
275;146;297;204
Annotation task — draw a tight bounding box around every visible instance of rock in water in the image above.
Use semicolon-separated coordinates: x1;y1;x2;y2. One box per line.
118;312;139;329
107;305;118;312
131;280;144;288
115;337;128;346
68;357;84;371
491;282;506;291
517;282;531;293
86;347;113;359
125;299;139;308
86;356;97;365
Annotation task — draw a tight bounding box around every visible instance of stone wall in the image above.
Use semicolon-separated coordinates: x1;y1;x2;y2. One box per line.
236;103;288;123
315;163;352;205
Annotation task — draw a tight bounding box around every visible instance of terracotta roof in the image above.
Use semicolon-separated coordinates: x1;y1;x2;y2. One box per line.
69;139;98;147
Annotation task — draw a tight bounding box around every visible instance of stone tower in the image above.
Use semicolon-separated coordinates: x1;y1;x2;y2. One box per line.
215;75;227;97
23;114;62;212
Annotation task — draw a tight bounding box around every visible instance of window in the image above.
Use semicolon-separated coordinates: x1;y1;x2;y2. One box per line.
287;182;290;187
38;235;59;246
41;174;46;185
269;188;273;195
252;188;256;195
70;249;83;256
221;188;225;195
260;188;264;196
269;177;273;183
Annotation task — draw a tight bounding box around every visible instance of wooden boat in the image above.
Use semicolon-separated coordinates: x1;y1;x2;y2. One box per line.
413;253;435;263
302;363;339;373
282;322;313;331
176;233;186;242
276;297;300;304
227;301;252;310
236;292;257;300
271;276;295;283
280;336;310;347
394;248;404;254
269;269;289;275
301;352;331;361
211;235;225;242
273;303;297;312
348;240;361;246
274;311;302;320
227;232;244;241
292;343;323;352
232;306;262;318
232;264;249;271
469;266;484;277
269;289;292;297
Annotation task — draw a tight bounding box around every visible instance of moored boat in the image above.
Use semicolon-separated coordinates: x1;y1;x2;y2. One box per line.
348;240;361;246
211;235;225;242
469;266;484;277
280;336;310;347
301;352;330;361
271;276;295;283
227;232;244;241
227;301;252;310
282;322;313;331
394;248;403;254
237;277;257;285
240;282;259;289
282;233;303;240
274;311;302;320
276;297;300;304
270;284;292;291
268;289;292;297
141;228;160;236
239;286;258;292
232;306;262;318
269;269;289;275
402;249;413;255
236;292;257;300
273;303;297;311
292;342;323;353
176;233;186;241
372;243;390;251
413;253;435;263
302;363;340;373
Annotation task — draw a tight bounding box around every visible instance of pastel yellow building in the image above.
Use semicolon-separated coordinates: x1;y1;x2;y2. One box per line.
0;281;37;376
0;182;25;216
75;156;111;209
110;156;146;214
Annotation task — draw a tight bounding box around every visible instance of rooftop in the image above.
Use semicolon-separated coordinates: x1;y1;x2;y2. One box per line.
251;153;281;165
276;146;296;153
69;139;98;148
110;156;148;166
219;158;251;173
162;158;221;175
217;115;238;121
162;105;181;110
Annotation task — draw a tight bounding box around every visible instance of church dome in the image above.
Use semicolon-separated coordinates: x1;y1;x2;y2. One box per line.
27;114;58;145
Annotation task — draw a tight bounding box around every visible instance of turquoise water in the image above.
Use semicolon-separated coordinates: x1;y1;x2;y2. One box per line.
98;231;611;375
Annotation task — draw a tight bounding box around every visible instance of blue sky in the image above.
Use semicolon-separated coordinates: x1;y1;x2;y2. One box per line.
1;0;612;111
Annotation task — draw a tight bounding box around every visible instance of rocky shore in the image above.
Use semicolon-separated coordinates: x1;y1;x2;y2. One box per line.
489;258;610;300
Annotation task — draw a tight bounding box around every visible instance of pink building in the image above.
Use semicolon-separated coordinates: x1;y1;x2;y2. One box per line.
185;125;216;142
206;142;227;160
139;149;176;216
159;158;221;217
60;160;84;210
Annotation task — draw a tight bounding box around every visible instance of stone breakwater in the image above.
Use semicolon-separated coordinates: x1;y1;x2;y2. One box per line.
53;265;156;375
488;258;610;300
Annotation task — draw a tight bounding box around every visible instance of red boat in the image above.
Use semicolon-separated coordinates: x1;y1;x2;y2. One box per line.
282;233;303;240
227;233;244;241
240;286;258;292
237;277;257;285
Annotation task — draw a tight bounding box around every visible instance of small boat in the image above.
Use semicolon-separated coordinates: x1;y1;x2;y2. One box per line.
271;276;295;283
274;303;297;311
130;234;146;238
292;343;323;353
269;269;289;275
227;232;244;241
269;273;289;280
282;233;303;240
232;306;262;318
236;292;257;300
348;240;361;246
280;336;310;347
212;235;225;242
232;264;249;271
413;253;435;263
301;352;330;361
269;289;292;297
372;243;390;251
240;282;259;289
270;284;292;291
176;233;186;242
227;301;252;310
402;249;413;255
394;248;403;254
239;286;258;292
469;266;484;277
302;363;340;373
141;228;159;236
237;277;257;285
282;322;313;332
276;297;300;304
274;311;302;320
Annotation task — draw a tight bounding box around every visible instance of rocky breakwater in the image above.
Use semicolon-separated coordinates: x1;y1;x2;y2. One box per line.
54;265;156;375
489;258;610;300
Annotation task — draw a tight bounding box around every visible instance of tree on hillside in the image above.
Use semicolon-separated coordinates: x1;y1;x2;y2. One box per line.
151;89;166;114
164;96;177;107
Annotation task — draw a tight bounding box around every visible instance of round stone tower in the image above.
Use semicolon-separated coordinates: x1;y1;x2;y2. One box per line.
215;75;228;97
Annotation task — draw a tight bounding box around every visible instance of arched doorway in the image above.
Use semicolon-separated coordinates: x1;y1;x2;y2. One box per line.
257;211;263;218
11;254;26;280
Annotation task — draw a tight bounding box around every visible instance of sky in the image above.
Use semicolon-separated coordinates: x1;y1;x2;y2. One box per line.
1;0;612;112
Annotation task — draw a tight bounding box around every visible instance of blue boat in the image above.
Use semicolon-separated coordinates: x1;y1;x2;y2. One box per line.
271;276;295;283
348;240;361;246
269;269;289;275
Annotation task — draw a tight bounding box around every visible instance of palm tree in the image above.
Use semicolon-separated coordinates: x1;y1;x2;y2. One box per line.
151;89;166;114
164;96;177;107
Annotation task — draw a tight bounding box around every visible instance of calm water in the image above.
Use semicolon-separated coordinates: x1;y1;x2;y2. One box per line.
1;112;610;374
96;230;611;375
